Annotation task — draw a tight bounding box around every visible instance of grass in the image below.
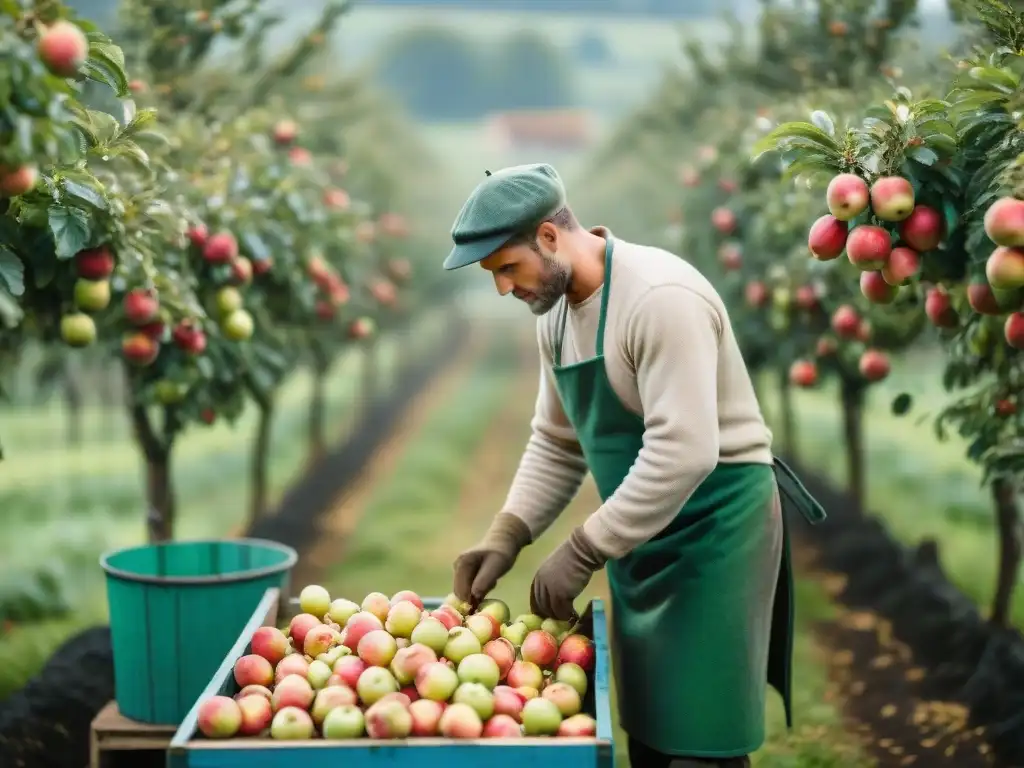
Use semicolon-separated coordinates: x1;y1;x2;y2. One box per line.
0;316;449;699
324;329;866;766
758;348;1020;627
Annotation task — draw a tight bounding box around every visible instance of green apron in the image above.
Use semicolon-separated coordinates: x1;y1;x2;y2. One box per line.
550;235;826;757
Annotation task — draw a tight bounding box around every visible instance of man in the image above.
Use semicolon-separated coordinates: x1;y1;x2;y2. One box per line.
444;164;825;767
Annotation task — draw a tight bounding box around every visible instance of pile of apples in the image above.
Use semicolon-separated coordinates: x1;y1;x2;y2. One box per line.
196;585;598;741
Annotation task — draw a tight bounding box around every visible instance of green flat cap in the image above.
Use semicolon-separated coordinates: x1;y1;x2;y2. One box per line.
444;163;566;270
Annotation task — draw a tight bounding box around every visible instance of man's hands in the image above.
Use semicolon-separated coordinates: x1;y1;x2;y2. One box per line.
530;526;608;621
453;512;533;605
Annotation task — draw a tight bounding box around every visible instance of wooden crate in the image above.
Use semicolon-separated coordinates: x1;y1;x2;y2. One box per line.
89;701;178;768
168;590;616;767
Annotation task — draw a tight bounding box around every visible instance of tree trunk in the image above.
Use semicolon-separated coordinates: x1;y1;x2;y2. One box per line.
361;337;380;407
63;361;83;447
249;398;275;527
129;402;176;543
777;366;796;462
991;478;1022;628
308;350;329;466
840;377;867;514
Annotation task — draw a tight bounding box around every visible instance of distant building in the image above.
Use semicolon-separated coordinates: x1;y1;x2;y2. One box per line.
485;110;594;156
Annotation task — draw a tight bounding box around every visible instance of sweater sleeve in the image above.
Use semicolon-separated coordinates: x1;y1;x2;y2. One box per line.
500;321;589;539
581;284;722;559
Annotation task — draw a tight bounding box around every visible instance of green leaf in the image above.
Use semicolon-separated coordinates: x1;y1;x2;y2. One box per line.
47;207;91;259
751;121;841;160
0;247;24;296
106;141;151;169
891;392;913;416
968;65;1019;92
84;42;129;97
909;146;940;166
120;108;158;138
61;178;107;210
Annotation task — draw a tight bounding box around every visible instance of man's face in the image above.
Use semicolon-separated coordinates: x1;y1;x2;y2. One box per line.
480;237;572;316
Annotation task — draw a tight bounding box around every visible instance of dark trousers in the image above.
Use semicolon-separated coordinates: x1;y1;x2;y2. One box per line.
628;737;752;768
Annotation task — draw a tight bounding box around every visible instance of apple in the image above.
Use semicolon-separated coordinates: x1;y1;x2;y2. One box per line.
324;188;350;209
745;281;769;308
501;621;530;647
430;606;462;631
253;257;272;275
984;196;1024;247
319;646;348;667
831;305;861;339
236;684;272;701
925;287;959;328
385;600;422;638
967;280;1008;315
1005;312;1024;349
870;176;915;221
203;232;238;263
411;617;450;654
516;614;544;632
272;675;314;712
61;312;96;347
390;643;438;686
357;666;400;705
288;613;322;650
230;257;253;286
274;654;309;684
718;243;742;270
234;654;274;688
187;224;208;248
215;286;243;316
521;697;563;735
304;625;338;658
542;682;582;716
121;333;159;366
517;686;540;700
400;685;419;702
390;590;424;610
365;699;413;739
439;702;483;738
358;629;398;667
558;713;597;737
322;704;365;739
553;662;588;697
298;584;331;616
492;685;527;721
506;660;543;690
289;147;312;166
541;619;570;638
711;207;736;234
310;685;358;726
414;661;460;701
816;336;838;357
221;309;254;341
807;214;848;260
881;246;920;286
37;20;88;77
521;631;558;667
0;164;37;196
307;659;333;690
457;653;501;689
483;637;516;680
344;611;384;651
476;599;510;625
789;360;817;388
996;399;1017;417
899;204;943;251
362;592;392;623
327;598;360;626
333;655;367;688
236;694;272;736
860;271;898;304
444;627;482;664
273;119;299;145
794;285;817;310
75;247;115;279
197;696;242;739
465;614;496;645
124;289;159;324
443;592;472;615
986;246;1024;290
409;699;445;736
556;635;594;671
270;706;314;739
846;225;892;270
825;173;870;220
858;349;890;382
483;714;522;737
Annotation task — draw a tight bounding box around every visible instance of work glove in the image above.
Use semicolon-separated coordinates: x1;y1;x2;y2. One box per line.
453;512;532;604
530;526;608;621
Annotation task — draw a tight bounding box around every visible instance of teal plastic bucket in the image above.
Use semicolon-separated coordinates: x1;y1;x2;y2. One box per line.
100;538;297;725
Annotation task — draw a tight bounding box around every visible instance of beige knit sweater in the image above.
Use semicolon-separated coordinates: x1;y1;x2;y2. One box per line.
501;227;773;559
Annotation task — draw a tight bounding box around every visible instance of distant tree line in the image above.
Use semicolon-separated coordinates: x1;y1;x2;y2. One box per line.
374;26;581;121
362;0;723;17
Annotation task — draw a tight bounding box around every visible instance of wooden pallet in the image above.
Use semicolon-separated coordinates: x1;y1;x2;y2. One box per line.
90;701;178;768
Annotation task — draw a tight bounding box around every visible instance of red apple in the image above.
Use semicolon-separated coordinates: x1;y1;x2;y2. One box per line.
967;280;1007;316
826;173;870;221
831;305;861;339
37;20;88;77
1005;312;1024;349
881;246;920;286
925;286;959;328
986;246;1024;290
789;360;817;388
984;197;1024;247
121;333;159;366
870;176;915;221
123;289;159;325
860;271;898;303
899;205;943;251
846;225;892;270
858;349;890;381
203;232;238;264
75;246;115;279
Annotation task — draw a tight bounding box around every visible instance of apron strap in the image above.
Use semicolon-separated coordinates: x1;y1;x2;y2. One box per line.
553;297;569;367
595;236;615;355
772;456;828;524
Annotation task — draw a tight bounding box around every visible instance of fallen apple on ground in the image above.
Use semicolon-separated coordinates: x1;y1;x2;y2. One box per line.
194;585;600;740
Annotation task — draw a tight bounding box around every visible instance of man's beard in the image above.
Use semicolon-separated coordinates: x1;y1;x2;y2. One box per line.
525;255;572;316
